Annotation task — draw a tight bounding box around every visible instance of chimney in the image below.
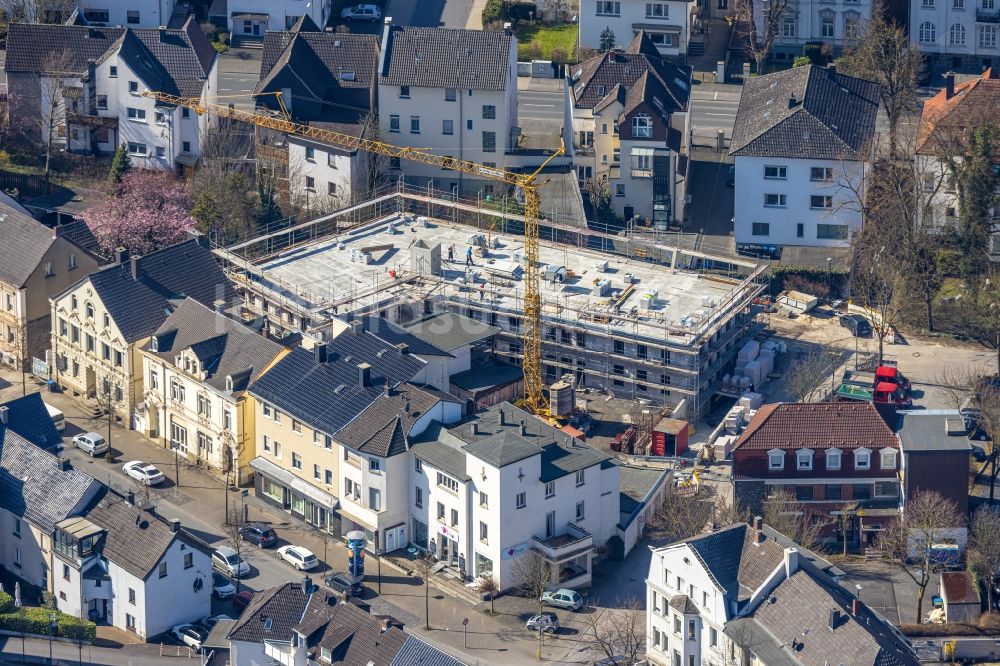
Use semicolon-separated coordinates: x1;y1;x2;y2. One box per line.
115;247;128;266
946;72;955;100
379;616;392;633
301;576;311;594
471;422;479;436
52;224;64;238
828;609;839;630
827;62;837;76
127;490;135;505
158;25;168;41
852;598;861;616
130;255;139;279
503;21;512;34
60;457;71;471
0;406;7;424
170;518;181;533
396;343;409;356
350;319;364;335
788;95;797;109
315;342;328;364
358;362;371;387
519;419;527;436
783;548;799;577
214;299;226;314
753;516;762;531
384;379;391;396
498;409;505;427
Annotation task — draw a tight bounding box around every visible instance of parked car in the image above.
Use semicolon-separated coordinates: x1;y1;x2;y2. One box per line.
970;443;988;463
325;572;363;597
239;522;278;548
212;573;236;599
198;614;233;632
839;313;872;337
212;546;250;577
73;432;108;456
340;3;381;21
540;588;583;611
171;624;206;652
725;165;735;187
233;589;254;611
122;460;165;485
526;612;559;633
278;545;318;570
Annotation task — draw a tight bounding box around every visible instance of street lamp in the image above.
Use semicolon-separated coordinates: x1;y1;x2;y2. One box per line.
462;617;469;649
826;257;833;299
48;611;58;665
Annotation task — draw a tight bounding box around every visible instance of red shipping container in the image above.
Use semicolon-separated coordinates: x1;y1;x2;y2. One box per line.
651;418;689;457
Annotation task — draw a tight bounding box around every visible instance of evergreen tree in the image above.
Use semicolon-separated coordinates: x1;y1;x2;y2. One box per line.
957;125;1000;288
108;144;131;186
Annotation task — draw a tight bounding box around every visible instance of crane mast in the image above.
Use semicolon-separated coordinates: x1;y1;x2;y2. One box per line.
144;91;564;415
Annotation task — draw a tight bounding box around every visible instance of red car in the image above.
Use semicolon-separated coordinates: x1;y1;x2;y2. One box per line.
233;590;254;612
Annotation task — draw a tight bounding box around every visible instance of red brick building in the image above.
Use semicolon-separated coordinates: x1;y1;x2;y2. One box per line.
732;402;901;548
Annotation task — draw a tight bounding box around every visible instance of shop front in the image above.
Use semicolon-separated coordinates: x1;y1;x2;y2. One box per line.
250;457;340;536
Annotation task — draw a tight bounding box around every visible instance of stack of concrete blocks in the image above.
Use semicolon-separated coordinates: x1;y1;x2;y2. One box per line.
739;391;763;411
713;434;737;461
723;405;746;435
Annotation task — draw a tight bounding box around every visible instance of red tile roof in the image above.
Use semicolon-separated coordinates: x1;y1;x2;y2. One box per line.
916;69;1000;156
731;402;898;452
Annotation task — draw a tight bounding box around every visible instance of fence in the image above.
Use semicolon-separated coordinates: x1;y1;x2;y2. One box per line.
0;170;50;198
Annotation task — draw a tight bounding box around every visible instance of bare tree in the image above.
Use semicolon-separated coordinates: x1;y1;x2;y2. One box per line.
37;50;76;186
359;111;392;196
970;382;1000;503
224;506;248;594
92;377;117;460
733;0;791;75
837;7;922;157
970;506;1000;611
413;553;435;630
0;0;75;22
763;490;827;551
511;550;554;618
648;486;738;542
784;343;840;402
851;244;906;365
473;574;500;614
833;508;855;556
877;490;962;623
581;599;645;666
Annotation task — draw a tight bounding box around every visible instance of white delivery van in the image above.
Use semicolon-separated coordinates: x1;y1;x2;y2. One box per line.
44;401;65;431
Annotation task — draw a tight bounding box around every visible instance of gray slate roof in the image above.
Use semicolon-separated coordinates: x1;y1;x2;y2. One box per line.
895;410;972;453
88;265;172;342
5;23;124;74
450;360;522;393
403;312;499;352
85;492;211;579
391;635;467;666
380;26;512;91
730;65;881;160
730;568;919;666
0;200;59;287
146;298;285;394
297;595;408;665
228;581;310;643
360;316;450;357
410;436;470;481
337;383;456;457
0;392;63;452
0;430;101;532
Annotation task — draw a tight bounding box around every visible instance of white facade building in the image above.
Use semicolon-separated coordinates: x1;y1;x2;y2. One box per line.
77;0;178;28
214;0;333;39
579;0;696;57
910;0;1000;68
377;22;519;195
730;65;880;250
766;0;874;60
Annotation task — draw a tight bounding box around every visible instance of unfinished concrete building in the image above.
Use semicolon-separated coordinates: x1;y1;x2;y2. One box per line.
216;184;768;419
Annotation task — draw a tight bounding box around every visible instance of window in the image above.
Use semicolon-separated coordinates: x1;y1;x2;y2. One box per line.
596;0;621;14
466;119;474;131
764;165;787;179
86;333;95;353
445;88;457;101
415;487;423;509
817;224;848;240
515;492;526;509
451;508;459;526
955;0;964;7
437;472;459;493
764;193;787;207
410;116;421;133
325;469;333;485
981;25;998;48
919;21;936;43
126;614;136;631
783;14;795;37
576;500;585;521
950;23;967;45
480;521;488;543
437;502;445;521
810;167;834;181
415;458;423;473
305;176;315;191
128;588;136;604
389;115;400;132
615;183;625;197
158;562;167;578
810;195;833;209
197;394;211;416
875;481;899;497
796;485;814;501
854;448;871;470
482;131;496;153
263;435;272;453
796;223;804;238
292;452;302;470
182;140;192;153
853;484;872;500
183;552;193;569
826;484;842;500
182;107;190;118
127;107;145;121
399;85;410;98
127;142;146;155
822;14;835;37
128;81;138;93
648;32;674;46
312;464;321;480
442;119;454;135
845;14;860;39
576;470;585;486
880;448;897;469
127;9;140;23
826;448;842;470
768;449;784;470
480;492;489;508
369;458;381;472
632;114;652;138
345;478;359;499
304;146;315;162
369;488;381;511
291;419;302;434
155;146;166;158
674;615;682;634
797;449;813;470
645;1;668;15
101;342;111;361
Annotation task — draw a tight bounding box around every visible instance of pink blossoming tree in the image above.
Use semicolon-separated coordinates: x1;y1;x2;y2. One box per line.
82;170;194;256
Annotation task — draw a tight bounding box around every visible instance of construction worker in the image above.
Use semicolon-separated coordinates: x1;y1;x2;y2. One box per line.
466;246;473;266
447;244;455;261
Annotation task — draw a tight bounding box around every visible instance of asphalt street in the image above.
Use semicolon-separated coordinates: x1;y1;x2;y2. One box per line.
689;83;740;149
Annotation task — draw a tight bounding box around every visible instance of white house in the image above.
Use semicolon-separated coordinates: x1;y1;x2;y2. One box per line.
730;65;880;250
76;0;179;28
578;0;696;57
910;0;1000;69
765;0;874;61
377;22;519;196
209;0;332;43
409;402;621;591
254;18;380;213
569;31;692;227
52;492;213;638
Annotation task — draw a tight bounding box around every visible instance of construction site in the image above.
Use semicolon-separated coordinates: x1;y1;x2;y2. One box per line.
214;181;769;420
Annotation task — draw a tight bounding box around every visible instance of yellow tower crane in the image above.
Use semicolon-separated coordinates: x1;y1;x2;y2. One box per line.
143;91;565;416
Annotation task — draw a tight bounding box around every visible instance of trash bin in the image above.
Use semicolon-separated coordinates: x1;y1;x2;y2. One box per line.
46;380;60;393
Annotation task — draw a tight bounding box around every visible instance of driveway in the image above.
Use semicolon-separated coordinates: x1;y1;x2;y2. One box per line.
218;48;264;111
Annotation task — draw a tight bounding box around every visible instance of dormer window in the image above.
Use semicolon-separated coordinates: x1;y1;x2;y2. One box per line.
632;113;652;138
796;448;813;471
826;448;842;470
150;336;158;352
768;448;784;470
880;448;897;470
854;447;871;470
191;360;198;374
225;376;233;392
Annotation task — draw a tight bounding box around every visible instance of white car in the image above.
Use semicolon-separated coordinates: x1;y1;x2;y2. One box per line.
73;432;108;456
171;623;206;652
212;573;236;599
340;3;381;21
122;460;165;485
277;545;318;570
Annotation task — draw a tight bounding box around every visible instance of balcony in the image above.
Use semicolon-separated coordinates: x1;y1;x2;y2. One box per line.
977;8;1000;21
531;523;594;588
264;640;294;666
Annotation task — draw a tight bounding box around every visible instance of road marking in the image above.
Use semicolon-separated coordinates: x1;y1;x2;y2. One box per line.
704;112;735;117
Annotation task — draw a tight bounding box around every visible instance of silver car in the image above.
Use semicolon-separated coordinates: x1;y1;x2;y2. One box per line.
526;612;559;634
73;432;108;456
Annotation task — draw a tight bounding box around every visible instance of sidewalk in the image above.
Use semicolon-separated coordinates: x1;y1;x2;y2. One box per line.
0;635;193;666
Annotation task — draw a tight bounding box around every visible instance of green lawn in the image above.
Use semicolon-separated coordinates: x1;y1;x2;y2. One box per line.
515;23;578;63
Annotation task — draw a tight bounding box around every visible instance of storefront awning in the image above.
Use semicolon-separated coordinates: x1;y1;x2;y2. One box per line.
250;457;339;508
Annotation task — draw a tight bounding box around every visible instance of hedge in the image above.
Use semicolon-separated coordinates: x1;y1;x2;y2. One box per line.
482;0;535;27
0;607;96;642
0;591;12;614
899;622;989;637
